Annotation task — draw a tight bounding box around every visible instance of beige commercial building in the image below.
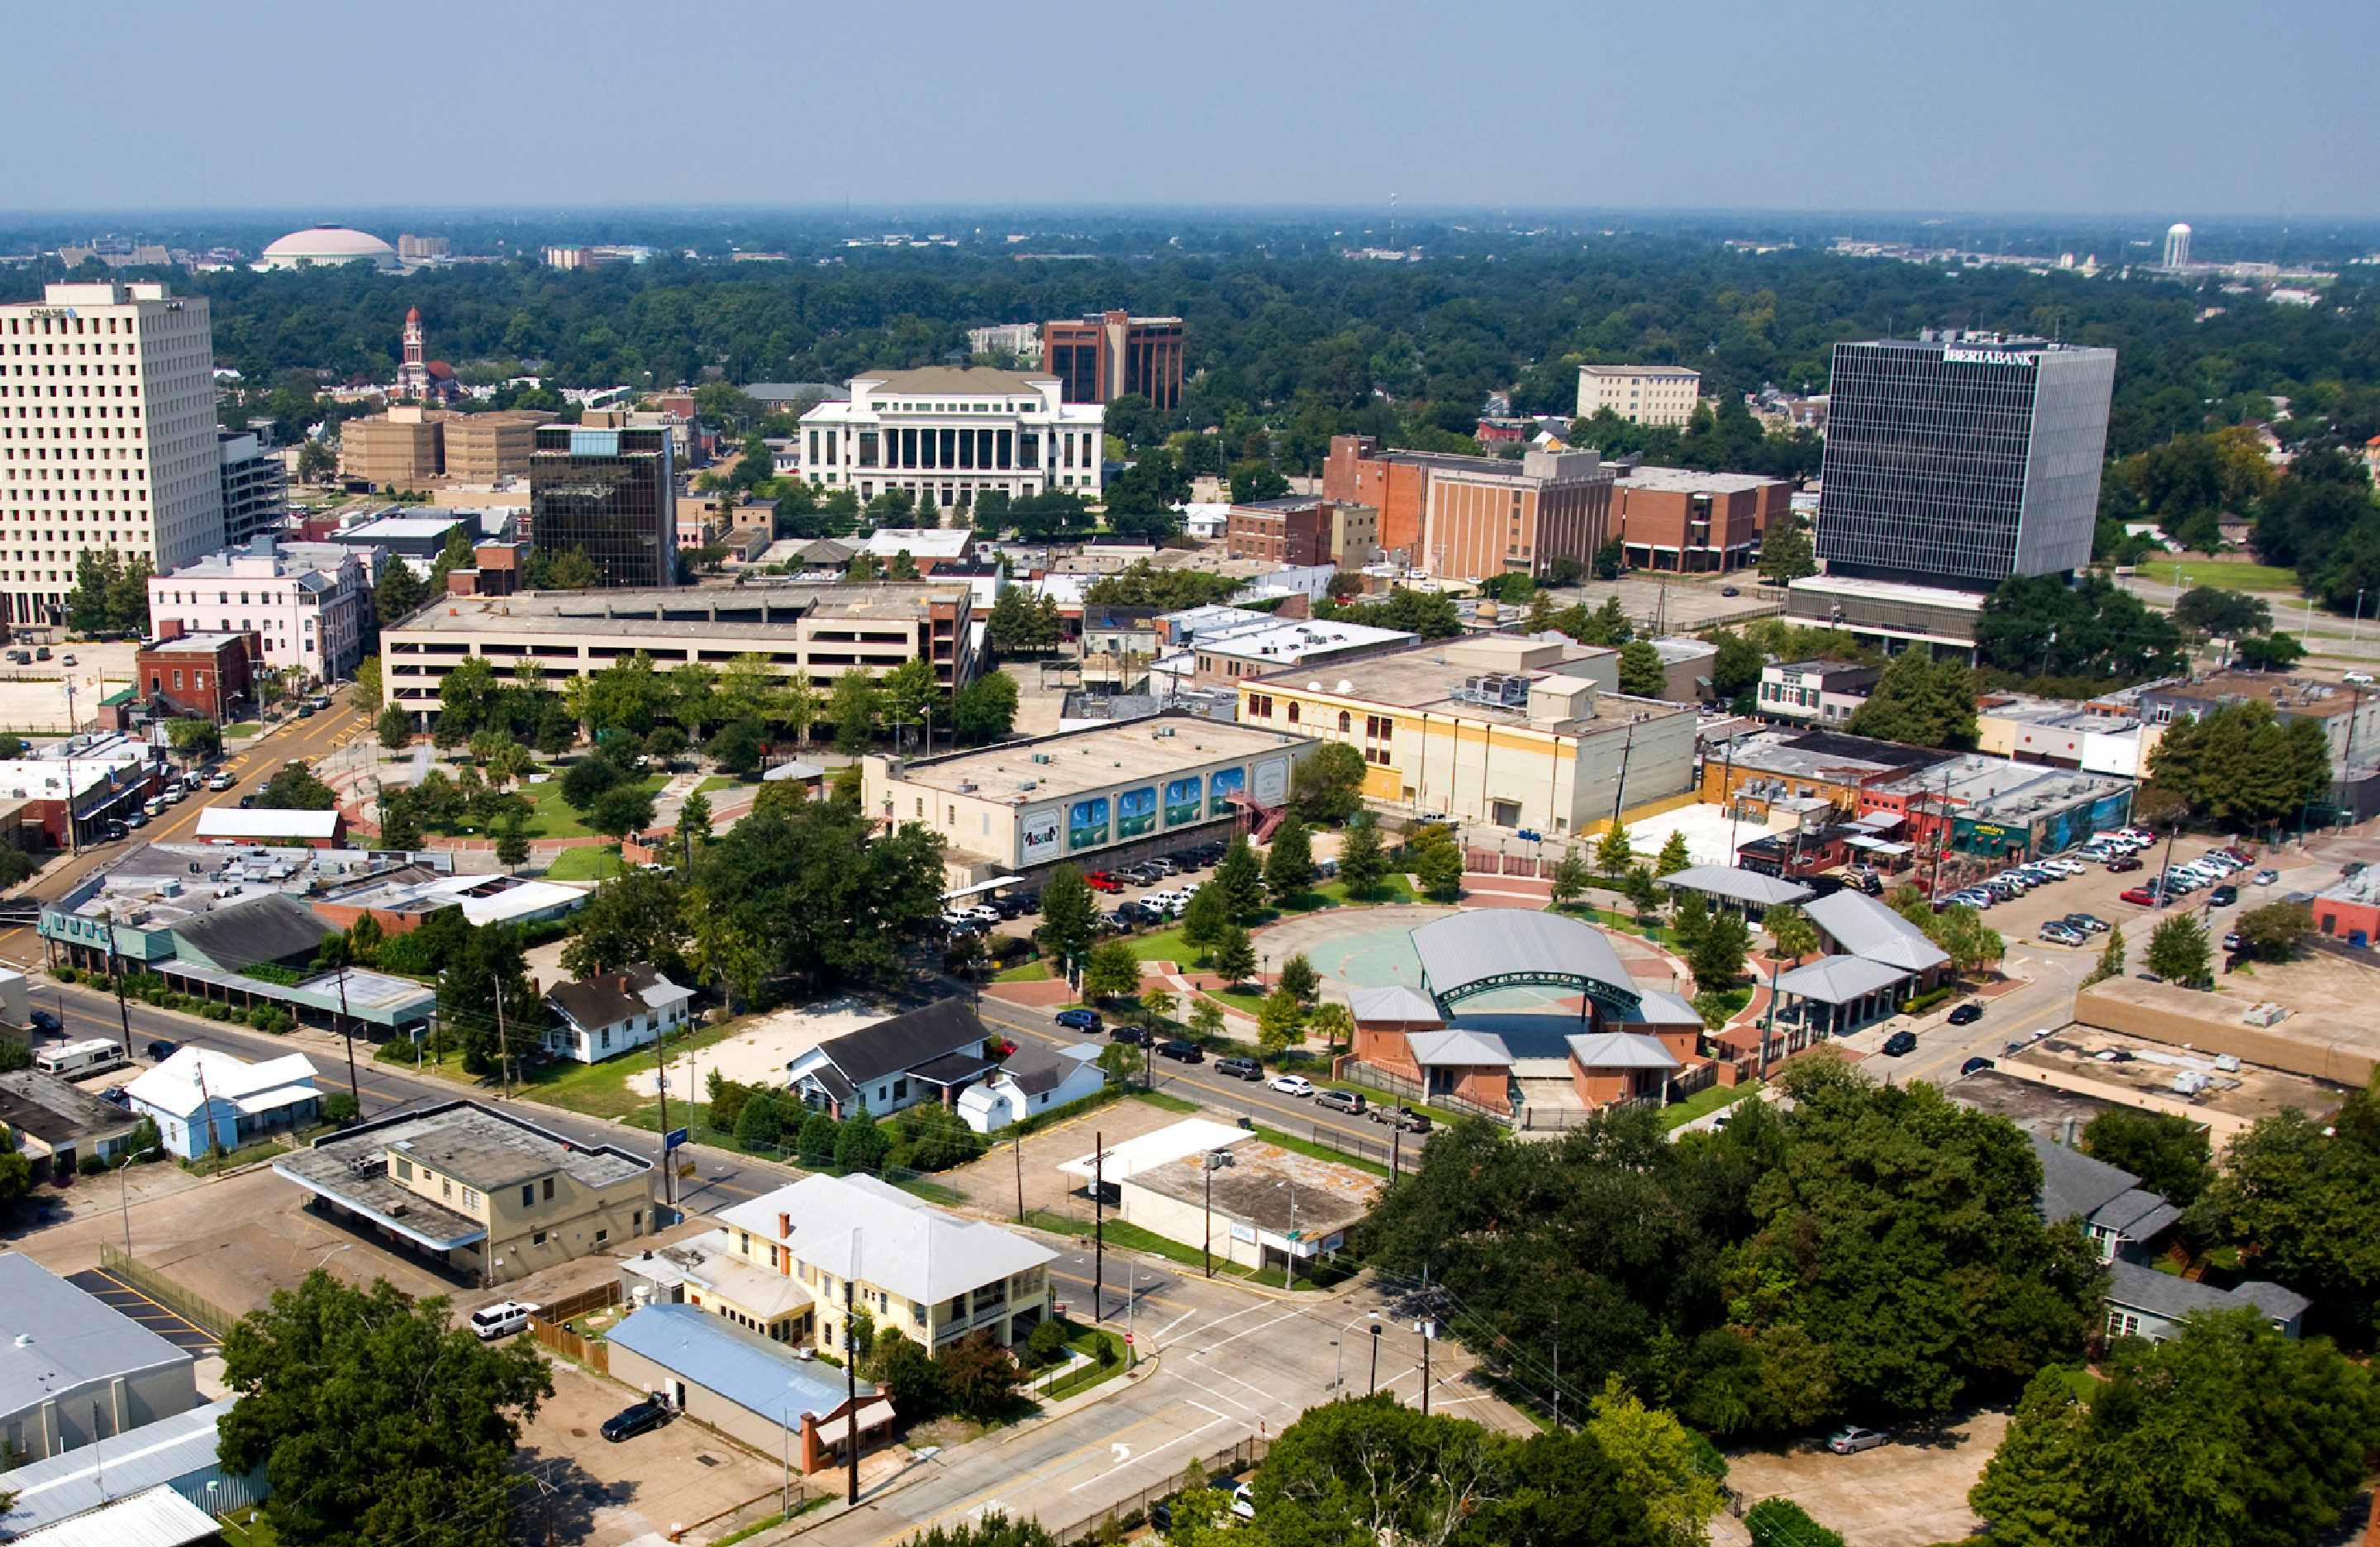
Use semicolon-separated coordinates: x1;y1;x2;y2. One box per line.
276;1100;655;1286
862;712;1316;885
1577;364;1702;426
381;583;980;720
1238;635;1699;837
0;282;227;628
340;406;450;484
441;411;546;479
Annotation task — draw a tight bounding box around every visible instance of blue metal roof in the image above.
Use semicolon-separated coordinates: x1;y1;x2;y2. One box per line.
608;1303;871;1422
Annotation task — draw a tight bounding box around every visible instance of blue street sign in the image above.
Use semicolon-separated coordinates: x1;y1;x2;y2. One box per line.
664;1127;689;1150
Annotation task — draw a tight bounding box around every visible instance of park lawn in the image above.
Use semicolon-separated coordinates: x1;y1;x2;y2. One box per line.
2160;559;2301;592
995;959;1052;983
1660;1078;1764;1131
516;773;669;840
696;774;752;795
544;845;626;881
1123;926;1193;962
1200;988;1268;1018
511;1018;761;1122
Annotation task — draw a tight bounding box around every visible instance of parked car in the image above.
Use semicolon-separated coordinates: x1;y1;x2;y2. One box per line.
2223;931;2242;952
1828;1426;1889;1454
207;773;235;792
1142;857;1179;878
2254;869;2279;887
2063;912;2110;934
2106;855;2143;873
1315;1088;1366;1115
1084;872;1125;893
2036;921;2086;946
1960;1057;1996;1077
1216;1055;1264;1081
601;1399;671;1442
1110;1025;1152;1046
1269;1073;1315;1097
1946;1002;1983;1026
2118;886;2162;907
1054;1008;1103;1032
1230;1483;1255;1521
1149;1501;1175;1535
469;1301;540;1340
1721;586;1741;597
29;1010;60;1033
96;1085;131;1107
1880;1030;1918;1057
2210;885;2238;907
144;1039;177;1062
1156;1040;1204;1063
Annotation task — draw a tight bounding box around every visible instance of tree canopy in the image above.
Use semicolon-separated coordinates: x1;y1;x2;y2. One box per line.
1843;650;1978;749
2143;700;2330;828
217;1271;553;1547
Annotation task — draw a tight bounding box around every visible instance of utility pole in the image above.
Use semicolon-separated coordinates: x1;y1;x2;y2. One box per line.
843;1231;861;1507
1091;1130;1105;1321
1013;1130;1026;1223
1202;1151;1214;1278
492;972;511;1096
652;1027;675;1221
1368;1322;1382;1393
332;940;359;1111
1419;1318;1432;1416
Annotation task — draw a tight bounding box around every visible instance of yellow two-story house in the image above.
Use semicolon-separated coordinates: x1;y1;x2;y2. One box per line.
716;1173;1057;1355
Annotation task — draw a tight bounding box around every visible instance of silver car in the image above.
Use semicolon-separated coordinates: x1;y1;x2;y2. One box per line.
1827;1426;1888;1454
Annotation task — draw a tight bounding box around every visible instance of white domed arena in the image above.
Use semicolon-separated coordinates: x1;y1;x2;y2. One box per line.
257;226;399;271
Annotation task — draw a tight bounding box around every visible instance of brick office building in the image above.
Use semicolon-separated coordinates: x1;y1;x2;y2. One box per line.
1043;312;1184;412
1226;498;1329;564
136;627;261;720
1322;436;1610;580
1610;467;1792;573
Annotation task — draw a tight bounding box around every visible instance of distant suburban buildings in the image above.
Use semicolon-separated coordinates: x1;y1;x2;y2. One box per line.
255;226;400;271
380;583;980;723
530;422;678;588
1237;634;1697;837
1043;311;1183;412
1322;436;1614;580
278;1100;656;1285
966;322;1043;364
146;538;375;682
0;282;228;626
796;366;1106;507
1814;331;2116;593
1576;364;1702;426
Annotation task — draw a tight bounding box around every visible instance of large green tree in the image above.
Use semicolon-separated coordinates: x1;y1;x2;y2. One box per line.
694;795;946;989
1288;741;1367;825
1214;835;1268;921
2200;1083;2380;1338
2080;1107;2212;1206
560;869;689;982
1844;650;1978;749
1264;818;1315;901
2144;701;2331;828
1971;1313;2380;1547
217;1271;553;1547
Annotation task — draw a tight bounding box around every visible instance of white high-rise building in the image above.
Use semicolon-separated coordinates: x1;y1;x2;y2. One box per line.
0;281;225;627
1577;364;1702;426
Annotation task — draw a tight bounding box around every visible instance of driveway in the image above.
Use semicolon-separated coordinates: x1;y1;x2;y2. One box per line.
1721;1409;2008;1547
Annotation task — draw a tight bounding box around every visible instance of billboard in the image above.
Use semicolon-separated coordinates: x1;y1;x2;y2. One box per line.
1252;756;1290;807
1069;797;1110;850
1164;776;1202;827
1019;808;1061;864
1209;766;1245;817
1117;786;1158;839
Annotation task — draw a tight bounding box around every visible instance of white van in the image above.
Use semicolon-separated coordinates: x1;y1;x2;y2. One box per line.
36;1039;126;1077
469;1301;540;1340
2346;671;2375;688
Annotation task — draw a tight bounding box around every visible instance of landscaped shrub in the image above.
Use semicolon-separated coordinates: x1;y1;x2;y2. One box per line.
50;965;79;984
78;1153;107;1176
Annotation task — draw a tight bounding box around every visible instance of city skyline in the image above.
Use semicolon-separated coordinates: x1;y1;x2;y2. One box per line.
4;0;2375;218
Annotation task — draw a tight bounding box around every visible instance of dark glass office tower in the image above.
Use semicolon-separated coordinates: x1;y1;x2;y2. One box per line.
530;426;676;589
1815;334;2116;592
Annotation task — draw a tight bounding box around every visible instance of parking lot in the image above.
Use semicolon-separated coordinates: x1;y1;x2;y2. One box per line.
1721;1409;2010;1547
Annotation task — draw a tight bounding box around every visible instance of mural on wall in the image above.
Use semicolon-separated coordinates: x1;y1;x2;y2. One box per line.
1118;786;1158;838
1209;766;1245;818
1252;756;1290;807
1069;797;1111;850
1164;776;1202;827
1019;808;1061;864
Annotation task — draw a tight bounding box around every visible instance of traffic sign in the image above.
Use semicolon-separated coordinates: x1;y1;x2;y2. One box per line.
664;1127;689;1150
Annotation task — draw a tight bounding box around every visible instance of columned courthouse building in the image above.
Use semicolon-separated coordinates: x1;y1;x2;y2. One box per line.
0;283;226;628
1815;333;2116;592
796;367;1106;509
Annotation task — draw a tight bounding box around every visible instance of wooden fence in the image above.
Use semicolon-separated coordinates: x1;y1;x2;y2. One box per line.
527;1280;621;1373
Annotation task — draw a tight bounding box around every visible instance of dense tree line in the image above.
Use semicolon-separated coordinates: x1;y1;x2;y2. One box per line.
14;221;2368;483
1364;1054;2104;1438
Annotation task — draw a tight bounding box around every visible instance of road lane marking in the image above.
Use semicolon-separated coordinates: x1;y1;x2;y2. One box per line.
1187;1308;1299;1355
1151;1307;1200;1341
1067;1411;1230;1492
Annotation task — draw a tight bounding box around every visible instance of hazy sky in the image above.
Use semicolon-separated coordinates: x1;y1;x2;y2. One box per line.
9;0;2375;217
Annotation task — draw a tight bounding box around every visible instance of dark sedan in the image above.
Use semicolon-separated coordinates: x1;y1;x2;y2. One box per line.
601;1400;670;1442
1155;1039;1204;1063
1946;1002;1983;1026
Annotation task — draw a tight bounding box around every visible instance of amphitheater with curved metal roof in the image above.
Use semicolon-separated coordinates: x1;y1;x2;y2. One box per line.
1411;908;1641;1017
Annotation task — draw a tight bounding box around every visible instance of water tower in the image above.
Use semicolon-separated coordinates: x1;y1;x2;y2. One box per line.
2163;222;2192;268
